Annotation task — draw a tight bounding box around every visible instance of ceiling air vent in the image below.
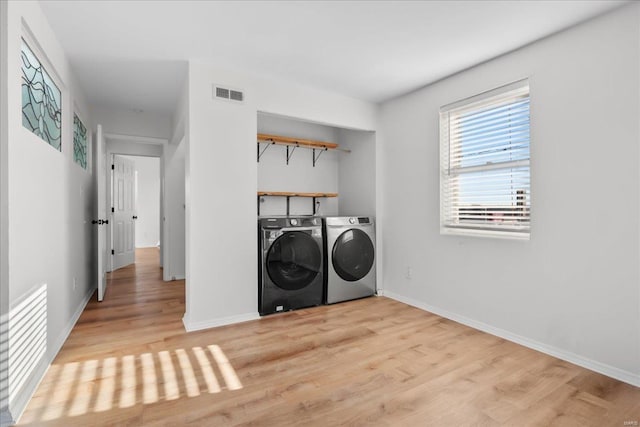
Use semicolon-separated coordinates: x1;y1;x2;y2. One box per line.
213;84;245;104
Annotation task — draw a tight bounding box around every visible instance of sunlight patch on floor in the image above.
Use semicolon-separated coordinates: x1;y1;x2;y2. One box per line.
94;357;116;413
119;355;136;408
22;345;243;423
209;344;243;391
193;346;221;393
140;353;158;404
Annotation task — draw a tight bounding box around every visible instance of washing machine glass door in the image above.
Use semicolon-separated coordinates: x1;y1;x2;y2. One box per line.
332;229;375;282
267;231;322;291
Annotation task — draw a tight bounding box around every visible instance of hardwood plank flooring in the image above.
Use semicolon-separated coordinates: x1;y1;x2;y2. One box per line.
17;248;640;426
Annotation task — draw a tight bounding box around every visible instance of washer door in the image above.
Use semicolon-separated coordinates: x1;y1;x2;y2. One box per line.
332;229;375;282
267;231;322;291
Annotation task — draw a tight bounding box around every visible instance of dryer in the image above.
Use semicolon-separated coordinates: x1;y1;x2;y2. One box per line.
323;216;376;304
258;216;324;315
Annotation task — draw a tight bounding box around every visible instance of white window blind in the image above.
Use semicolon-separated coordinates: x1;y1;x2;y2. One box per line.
440;79;530;238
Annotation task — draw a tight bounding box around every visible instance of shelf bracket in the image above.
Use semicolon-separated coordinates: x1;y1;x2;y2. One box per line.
257;141;274;162
312;147;327;167
286;144;298;165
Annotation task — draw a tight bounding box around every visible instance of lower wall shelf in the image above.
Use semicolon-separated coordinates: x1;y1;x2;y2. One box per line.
257;191;338;216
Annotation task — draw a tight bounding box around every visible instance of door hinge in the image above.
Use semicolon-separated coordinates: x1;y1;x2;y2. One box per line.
111;207;114;213
111;164;114;170
111;249;114;255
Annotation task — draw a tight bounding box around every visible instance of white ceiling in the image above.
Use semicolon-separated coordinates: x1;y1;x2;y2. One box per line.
39;0;627;115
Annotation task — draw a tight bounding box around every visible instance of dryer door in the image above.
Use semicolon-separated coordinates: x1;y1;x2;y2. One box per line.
267;231;322;291
332;229;375;282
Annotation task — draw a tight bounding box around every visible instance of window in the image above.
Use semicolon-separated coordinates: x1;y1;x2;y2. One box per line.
440;79;530;239
73;113;88;169
21;38;62;150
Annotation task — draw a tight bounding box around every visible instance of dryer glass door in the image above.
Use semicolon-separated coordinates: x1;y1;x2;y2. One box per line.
332;229;375;282
267;231;322;291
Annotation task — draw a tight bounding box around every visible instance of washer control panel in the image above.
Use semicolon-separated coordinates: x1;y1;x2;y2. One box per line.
285;217;320;227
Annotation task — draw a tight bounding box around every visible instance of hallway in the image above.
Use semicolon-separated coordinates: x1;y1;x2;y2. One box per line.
17;248;188;425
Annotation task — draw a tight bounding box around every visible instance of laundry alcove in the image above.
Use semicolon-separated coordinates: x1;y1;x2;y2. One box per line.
256;112;376;218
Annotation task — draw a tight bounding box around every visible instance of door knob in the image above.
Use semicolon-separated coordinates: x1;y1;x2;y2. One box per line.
92;219;110;225
133;215;138;220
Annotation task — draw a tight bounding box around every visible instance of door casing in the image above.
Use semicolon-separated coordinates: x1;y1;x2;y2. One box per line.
103;134;165;273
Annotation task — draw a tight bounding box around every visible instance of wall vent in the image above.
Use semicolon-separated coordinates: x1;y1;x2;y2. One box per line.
215;87;229;99
213;84;245;103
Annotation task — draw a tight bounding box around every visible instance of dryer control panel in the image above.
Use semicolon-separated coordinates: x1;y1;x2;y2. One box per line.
259;216;321;229
325;216;374;227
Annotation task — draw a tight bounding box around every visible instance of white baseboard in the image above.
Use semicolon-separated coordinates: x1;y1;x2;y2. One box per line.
50;287;95;359
11;286;95;424
383;290;640;388
163;271;185;282
183;312;260;332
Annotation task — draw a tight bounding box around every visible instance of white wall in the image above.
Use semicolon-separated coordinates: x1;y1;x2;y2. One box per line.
185;62;377;330
337;129;376;217
122;156;160;248
379;4;640;385
258;113;340;216
164;138;186;280
0;1;10;423
4;1;95;422
93;105;172;140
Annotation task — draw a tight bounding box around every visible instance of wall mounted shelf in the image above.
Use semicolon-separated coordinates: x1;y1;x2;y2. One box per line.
257;133;350;166
257;191;338;216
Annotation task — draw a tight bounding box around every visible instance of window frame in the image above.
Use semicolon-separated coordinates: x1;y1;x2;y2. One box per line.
73;112;89;170
439;79;531;240
20;36;63;151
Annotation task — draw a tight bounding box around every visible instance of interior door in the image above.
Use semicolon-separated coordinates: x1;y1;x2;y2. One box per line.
112;155;136;270
95;124;107;301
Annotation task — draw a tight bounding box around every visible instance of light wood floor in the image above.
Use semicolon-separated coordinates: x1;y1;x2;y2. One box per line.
18;248;640;426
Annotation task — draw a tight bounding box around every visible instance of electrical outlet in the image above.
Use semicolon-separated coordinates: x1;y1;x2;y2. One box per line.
406;267;412;280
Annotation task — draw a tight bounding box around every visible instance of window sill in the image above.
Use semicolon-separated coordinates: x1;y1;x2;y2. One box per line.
441;226;530;241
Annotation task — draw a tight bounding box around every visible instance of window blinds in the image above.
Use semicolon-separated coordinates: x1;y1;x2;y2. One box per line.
440;79;530;237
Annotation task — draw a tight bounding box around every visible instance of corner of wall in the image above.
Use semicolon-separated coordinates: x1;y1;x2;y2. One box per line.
384;291;640;388
0;0;10;423
183;312;260;333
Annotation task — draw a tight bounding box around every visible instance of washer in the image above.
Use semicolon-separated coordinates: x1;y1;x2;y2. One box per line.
323;216;376;304
258;216;324;316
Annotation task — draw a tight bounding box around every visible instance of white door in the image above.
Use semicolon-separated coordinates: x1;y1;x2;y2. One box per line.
95;124;107;301
112;155;136;270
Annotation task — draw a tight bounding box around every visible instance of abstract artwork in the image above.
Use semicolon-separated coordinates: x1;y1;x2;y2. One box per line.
73;114;87;169
21;38;62;150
